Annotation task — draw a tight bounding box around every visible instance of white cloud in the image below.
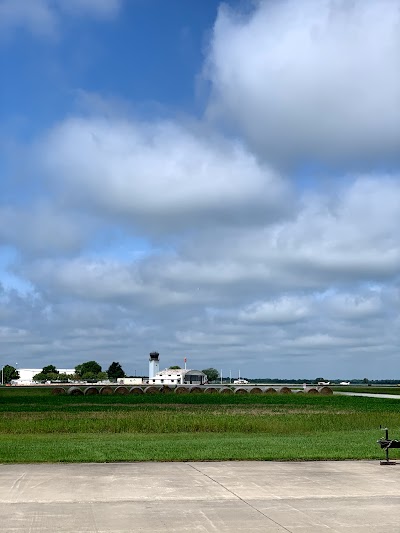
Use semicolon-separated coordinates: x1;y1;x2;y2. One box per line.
36;117;290;230
322;292;383;319
22;258;198;307
168;175;400;291
239;296;311;324
205;0;400;162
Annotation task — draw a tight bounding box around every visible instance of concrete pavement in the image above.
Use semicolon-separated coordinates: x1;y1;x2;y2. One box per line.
0;461;399;532
335;391;400;399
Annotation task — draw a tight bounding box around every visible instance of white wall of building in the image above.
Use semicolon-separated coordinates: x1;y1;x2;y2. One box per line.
117;377;144;385
149;369;207;385
17;369;75;382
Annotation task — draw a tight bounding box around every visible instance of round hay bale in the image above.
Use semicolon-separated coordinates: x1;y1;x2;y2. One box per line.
114;386;129;395
52;387;66;395
204;387;219;394
278;386;292;394
318;386;333;395
99;386;113;395
264;387;277;394
305;387;319;395
234;387;249;394
129;386;144;395
175;386;190;394
67;386;83;396
160;385;173;394
296;390;304;394
190;386;203;393
84;386;99;395
144;386;160;395
219;387;234;394
249;387;263;394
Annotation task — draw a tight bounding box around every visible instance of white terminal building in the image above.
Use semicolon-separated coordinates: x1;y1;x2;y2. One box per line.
148;352;207;385
16;368;75;385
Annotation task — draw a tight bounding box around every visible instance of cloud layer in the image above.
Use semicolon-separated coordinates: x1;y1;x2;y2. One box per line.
1;0;399;378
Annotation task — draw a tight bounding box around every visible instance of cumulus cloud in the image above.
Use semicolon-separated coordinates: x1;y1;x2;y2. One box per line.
7;165;397;377
35;117;291;231
0;0;122;38
205;0;400;162
21;258;200;307
143;175;400;297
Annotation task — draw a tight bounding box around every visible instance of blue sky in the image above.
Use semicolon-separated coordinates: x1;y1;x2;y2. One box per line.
0;0;220;133
0;0;399;379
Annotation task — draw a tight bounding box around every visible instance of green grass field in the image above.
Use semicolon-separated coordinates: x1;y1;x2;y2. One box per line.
0;387;399;463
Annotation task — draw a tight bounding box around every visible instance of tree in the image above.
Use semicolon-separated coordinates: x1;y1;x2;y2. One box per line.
107;361;125;380
33;365;62;382
57;373;73;383
42;365;59;375
32;372;47;382
2;365;19;384
202;368;219;382
169;365;181;370
75;361;102;378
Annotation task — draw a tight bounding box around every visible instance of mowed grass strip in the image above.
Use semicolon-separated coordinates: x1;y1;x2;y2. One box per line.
0;431;392;463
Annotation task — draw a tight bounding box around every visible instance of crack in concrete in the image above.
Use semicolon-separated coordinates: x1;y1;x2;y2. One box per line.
187;463;293;532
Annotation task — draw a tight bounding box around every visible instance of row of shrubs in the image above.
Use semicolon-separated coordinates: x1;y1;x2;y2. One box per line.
52;385;333;396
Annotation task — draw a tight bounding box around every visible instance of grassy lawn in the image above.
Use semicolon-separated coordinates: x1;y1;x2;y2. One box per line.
0;387;399;463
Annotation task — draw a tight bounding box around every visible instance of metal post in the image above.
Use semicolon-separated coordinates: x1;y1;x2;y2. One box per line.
385;428;389;463
380;427;397;465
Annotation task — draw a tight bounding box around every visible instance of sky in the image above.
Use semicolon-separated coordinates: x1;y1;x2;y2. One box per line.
0;0;399;379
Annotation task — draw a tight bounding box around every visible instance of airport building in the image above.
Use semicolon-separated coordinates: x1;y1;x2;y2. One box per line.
15;368;75;385
147;352;207;385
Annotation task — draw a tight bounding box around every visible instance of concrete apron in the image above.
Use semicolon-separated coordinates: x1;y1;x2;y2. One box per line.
0;460;399;532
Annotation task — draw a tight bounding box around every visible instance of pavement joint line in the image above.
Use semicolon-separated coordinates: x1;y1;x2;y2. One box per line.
186;463;294;533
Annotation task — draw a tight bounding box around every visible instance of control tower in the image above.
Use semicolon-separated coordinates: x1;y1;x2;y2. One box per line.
148;352;160;379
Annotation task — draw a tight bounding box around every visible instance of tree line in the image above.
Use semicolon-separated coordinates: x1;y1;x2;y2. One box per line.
32;361;126;383
0;361;126;384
